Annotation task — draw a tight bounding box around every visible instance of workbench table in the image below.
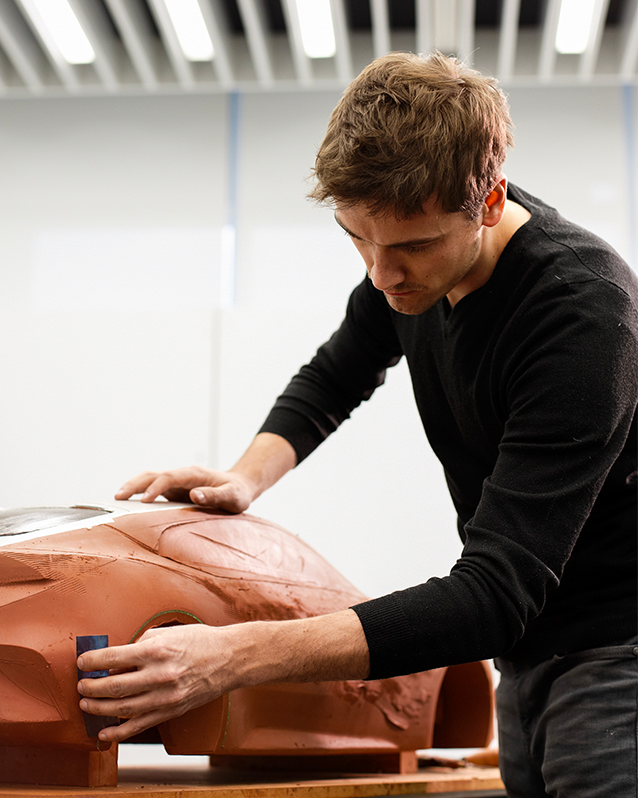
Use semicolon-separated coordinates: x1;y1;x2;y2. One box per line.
0;760;504;798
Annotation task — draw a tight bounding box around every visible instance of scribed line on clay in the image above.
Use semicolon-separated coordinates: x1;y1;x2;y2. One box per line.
220;693;231;749
127;610;204;644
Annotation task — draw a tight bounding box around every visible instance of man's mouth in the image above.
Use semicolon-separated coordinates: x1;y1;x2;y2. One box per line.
384;288;417;297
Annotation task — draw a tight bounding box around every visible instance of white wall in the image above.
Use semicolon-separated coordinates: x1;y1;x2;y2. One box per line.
0;94;226;507
505;85;632;261
0;83;634;601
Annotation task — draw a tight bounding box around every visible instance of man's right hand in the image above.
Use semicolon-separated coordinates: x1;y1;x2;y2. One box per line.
115;466;255;514
115;433;298;515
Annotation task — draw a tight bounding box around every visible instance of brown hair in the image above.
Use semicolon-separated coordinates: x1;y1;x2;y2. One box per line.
309;51;514;218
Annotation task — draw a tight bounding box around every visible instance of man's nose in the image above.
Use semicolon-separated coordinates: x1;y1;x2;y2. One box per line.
367;248;405;291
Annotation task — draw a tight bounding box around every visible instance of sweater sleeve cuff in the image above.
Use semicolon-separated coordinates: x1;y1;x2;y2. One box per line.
351;594;421;680
258;406;326;464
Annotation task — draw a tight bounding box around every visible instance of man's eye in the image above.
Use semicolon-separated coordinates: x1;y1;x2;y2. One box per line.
403;244;428;253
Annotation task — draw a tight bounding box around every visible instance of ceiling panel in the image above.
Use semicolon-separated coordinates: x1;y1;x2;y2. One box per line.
0;0;634;98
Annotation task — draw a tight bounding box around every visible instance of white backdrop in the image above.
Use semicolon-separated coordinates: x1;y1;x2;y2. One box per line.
0;83;634;603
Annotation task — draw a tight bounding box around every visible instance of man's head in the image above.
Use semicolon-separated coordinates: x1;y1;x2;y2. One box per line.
309;51;513;219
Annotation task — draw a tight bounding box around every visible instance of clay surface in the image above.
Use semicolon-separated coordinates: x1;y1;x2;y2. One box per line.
0;503;494;786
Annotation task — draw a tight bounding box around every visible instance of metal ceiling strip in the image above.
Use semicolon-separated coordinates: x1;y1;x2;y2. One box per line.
280;0;312;85
146;0;195;87
330;0;352;84
370;0;390;59
14;0;81;91
103;0;159;89
457;0;475;63
235;0;274;86
433;0;457;53
579;0;611;79
0;48;7;92
416;0;432;56
0;0;46;92
620;0;638;79
497;0;520;81
67;0;120;91
538;0;561;81
198;0;234;88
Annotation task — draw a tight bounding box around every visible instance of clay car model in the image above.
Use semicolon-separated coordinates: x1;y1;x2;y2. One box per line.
0;502;494;786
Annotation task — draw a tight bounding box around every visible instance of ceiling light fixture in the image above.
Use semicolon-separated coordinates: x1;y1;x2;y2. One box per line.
296;0;336;59
555;0;597;54
29;0;95;64
164;0;214;61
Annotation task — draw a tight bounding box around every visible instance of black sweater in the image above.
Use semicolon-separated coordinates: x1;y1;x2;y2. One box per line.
260;185;638;675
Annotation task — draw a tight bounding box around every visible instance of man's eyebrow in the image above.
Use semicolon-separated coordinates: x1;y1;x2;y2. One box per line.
334;213;361;239
334;212;442;248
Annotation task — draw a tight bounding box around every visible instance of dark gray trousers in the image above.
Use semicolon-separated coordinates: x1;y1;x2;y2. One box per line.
495;637;638;797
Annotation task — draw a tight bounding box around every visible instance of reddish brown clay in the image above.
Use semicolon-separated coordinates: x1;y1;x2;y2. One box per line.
0;743;117;787
0;504;494;787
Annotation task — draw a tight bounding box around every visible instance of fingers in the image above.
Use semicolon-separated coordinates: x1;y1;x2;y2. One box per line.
78;673;180;717
115;467;253;513
115;468;212;503
159;487;194;503
76;626;228;743
79;686;187;743
90;709;175;743
114;471;166;501
78;639;144;673
77;647;188;742
78;674;144;710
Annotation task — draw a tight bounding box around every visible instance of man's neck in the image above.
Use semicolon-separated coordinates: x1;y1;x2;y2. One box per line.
447;200;531;307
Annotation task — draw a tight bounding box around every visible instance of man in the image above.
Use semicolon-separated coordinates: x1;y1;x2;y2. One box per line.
77;53;638;797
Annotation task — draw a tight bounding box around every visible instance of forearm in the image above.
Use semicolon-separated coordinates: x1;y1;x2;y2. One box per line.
77;609;370;743
228;432;297;503
223;609;370;690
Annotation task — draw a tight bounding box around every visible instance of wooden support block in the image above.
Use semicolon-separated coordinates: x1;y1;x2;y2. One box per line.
0;743;118;787
210;750;418;774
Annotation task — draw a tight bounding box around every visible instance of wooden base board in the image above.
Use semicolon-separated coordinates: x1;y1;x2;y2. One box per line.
0;762;504;797
209;752;419;774
0;745;118;788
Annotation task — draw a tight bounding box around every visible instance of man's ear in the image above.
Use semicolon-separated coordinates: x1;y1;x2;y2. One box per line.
481;177;507;228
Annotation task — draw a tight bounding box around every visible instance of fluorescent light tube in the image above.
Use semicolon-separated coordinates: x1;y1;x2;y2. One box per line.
164;0;214;61
555;0;597;54
30;0;95;64
296;0;336;59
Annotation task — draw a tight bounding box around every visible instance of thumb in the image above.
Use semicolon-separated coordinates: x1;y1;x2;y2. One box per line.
190;487;220;506
189;485;242;510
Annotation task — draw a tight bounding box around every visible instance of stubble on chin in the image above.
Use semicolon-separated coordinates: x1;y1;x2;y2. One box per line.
366;272;443;315
384;291;438;316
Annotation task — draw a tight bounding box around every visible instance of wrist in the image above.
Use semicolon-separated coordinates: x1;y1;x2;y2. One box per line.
224;469;261;506
229;433;297;503
225;610;370;691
